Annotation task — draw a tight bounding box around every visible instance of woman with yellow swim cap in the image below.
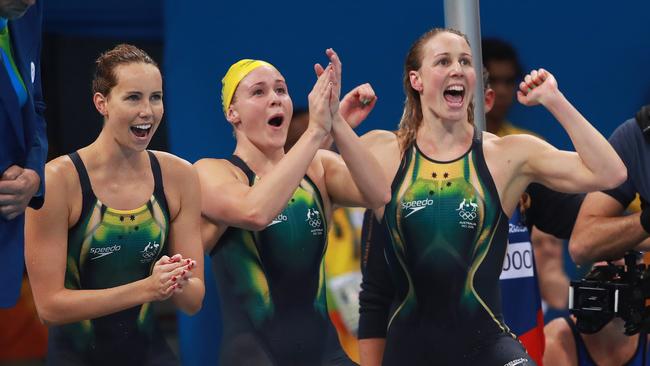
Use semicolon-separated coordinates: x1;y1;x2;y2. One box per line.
195;49;389;365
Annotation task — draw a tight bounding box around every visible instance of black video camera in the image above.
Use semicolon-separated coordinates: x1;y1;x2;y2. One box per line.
569;252;650;335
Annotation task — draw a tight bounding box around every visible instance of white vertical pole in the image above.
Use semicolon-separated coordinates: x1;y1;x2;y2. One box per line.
444;0;485;132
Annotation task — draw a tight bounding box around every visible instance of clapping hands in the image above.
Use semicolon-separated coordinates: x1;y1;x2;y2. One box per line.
148;254;197;301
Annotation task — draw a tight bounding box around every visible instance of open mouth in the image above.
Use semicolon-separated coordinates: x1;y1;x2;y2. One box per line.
443;85;465;106
130;124;152;138
268;115;284;128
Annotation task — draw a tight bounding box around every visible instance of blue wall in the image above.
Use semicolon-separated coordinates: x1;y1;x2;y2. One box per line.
481;2;650;150
44;0;163;39
164;0;444;162
164;0;650;161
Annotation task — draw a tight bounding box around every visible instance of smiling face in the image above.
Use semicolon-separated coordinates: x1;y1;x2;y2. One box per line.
227;65;293;151
409;31;476;122
94;62;164;151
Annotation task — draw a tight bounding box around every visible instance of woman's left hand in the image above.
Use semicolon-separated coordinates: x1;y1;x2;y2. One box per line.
167;255;197;294
517;68;560;107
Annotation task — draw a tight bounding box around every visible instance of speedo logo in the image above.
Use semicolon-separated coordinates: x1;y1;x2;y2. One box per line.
90;245;121;260
402;198;434;218
267;213;288;227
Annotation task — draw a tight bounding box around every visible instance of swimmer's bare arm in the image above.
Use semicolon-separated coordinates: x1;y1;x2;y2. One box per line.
312;49;389;209
515;69;626;193
158;152;205;315
321;129;397;210
570;192;650;265
323;117;391;209
200;216;225;253
25;158;187;326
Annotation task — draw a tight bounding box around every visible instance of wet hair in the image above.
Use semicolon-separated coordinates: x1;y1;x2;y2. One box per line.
92;44;159;96
397;28;473;152
481;38;523;78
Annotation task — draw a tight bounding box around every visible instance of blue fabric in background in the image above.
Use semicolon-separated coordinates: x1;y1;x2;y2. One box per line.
43;0;162;39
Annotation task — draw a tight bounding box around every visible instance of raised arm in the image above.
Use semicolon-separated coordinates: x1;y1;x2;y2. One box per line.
318;49;391;209
160;153;205;314
25;159;185;326
321;127;393;209
196;66;335;235
516;69;626;193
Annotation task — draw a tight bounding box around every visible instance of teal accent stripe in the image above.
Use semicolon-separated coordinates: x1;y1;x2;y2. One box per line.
0;24;28;106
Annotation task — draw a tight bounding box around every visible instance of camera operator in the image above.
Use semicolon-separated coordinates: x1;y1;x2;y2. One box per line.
570;105;650;265
547;106;650;365
544;258;648;366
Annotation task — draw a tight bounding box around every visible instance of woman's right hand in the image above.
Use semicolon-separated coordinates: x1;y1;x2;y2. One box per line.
148;254;196;301
516;68;561;107
340;83;377;128
307;64;336;136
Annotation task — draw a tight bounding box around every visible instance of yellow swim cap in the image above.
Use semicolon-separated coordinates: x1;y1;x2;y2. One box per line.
221;59;275;115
